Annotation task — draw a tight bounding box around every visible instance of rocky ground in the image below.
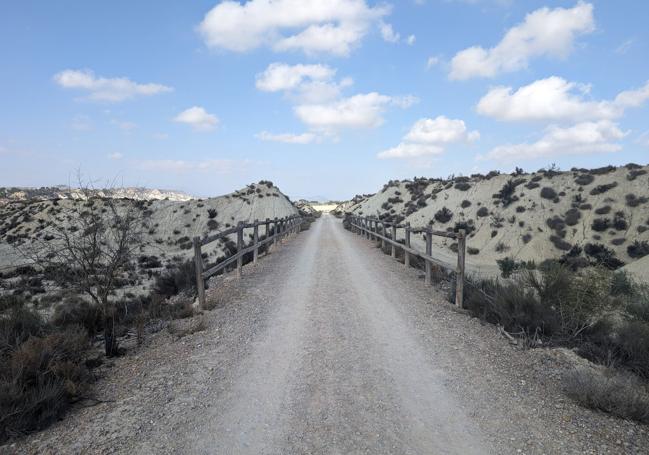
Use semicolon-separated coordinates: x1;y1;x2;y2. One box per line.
4;215;647;454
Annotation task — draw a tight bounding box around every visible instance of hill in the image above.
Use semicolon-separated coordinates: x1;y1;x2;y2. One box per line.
339;164;649;279
0;181;298;301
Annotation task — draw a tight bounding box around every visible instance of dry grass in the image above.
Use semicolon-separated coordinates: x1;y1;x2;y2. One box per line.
565;367;649;423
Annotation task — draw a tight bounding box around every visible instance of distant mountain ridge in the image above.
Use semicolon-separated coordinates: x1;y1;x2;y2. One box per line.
0;186;194;203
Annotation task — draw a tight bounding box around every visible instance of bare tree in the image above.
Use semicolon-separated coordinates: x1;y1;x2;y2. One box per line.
20;177;146;356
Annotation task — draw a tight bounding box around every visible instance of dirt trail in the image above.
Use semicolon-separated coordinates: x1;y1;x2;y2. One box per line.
7;214;648;454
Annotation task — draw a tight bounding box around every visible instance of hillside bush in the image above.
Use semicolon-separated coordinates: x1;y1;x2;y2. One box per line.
590;182;618;195
628;241;649;259
434;207;453;224
540;187;557;200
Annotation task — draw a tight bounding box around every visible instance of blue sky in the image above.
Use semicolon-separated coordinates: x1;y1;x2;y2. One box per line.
1;1;648;200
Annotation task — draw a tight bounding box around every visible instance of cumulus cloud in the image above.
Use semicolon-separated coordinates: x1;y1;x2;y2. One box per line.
449;2;595;80
54;69;172;102
257;62;415;135
406;35;416;46
477;77;618;122
255;63;336;92
483;120;627;162
256;131;317;144
614;80;649;108
378;116;479;159
256;62;353;104
173;106;219;131
295;92;393;131
197;0;389;57
477;76;649;123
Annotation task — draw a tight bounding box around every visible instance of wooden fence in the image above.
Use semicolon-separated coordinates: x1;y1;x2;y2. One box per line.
192;214;303;308
347;215;466;307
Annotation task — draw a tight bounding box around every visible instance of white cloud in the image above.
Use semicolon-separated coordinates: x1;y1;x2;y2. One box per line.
152;132;169;140
426;56;440;69
378;143;445;159
255;63;336;92
54;69;172;102
449;2;595;80
477;77;615;122
135;159;249;173
257;131;317;144
257;62;415;135
380;22;400;43
197;0;389;57
477;76;649;122
483;120;627;162
378;116;479;159
173;106;219;131
614;80;649;108
256;62;352;104
295;92;393;131
108;152;124;160
406;34;416;46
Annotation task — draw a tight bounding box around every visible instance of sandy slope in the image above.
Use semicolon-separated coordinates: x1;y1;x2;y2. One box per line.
7;215;647;454
342;165;649;279
0;182;298;298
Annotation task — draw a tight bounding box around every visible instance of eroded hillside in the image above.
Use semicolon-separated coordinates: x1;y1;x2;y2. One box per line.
0;181;298;302
341;164;649;280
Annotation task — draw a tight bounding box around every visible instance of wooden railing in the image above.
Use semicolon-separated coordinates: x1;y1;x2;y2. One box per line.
347;215;466;307
192;214;303;308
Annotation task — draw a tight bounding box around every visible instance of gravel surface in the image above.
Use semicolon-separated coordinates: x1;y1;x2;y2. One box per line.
4;214;648;454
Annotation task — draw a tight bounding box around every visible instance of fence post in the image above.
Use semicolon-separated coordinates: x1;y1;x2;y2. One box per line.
391;225;397;258
273;217;278;248
253;220;259;264
425;229;432;285
404;223;411;268
381;222;386;250
236;222;244;278
456;229;466;308
192;237;206;309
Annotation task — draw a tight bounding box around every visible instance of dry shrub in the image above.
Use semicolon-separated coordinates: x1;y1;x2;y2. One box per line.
0;306;46;357
52;296;103;336
0;326;90;442
168;316;207;339
565;367;649;423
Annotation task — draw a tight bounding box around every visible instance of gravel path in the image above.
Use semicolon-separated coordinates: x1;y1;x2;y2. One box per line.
5;214;648;454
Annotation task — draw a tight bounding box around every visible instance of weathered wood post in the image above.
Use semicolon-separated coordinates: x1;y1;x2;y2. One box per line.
425;229;432;285
272;217;278;248
236;222;244;278
192;237;206;308
456;229;466;308
391;224;397;258
404;222;411;268
253;220;259;264
381;222;386;250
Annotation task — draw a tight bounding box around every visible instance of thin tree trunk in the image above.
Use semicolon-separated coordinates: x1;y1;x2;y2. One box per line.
103;300;116;357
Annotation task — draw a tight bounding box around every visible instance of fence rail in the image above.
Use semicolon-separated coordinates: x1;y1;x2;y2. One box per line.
193;214;303;308
347;215;466;307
